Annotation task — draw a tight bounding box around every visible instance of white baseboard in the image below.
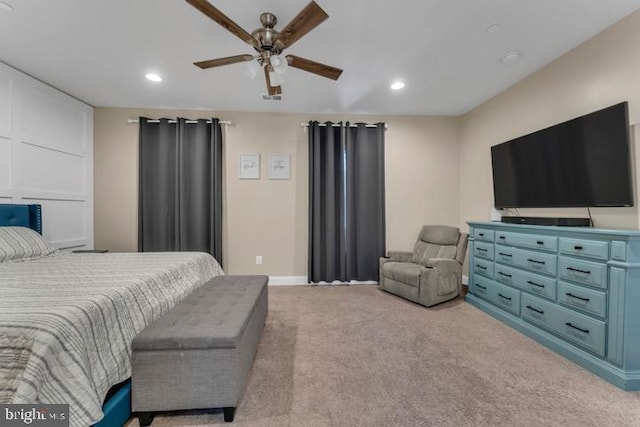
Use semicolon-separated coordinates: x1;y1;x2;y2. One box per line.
462;275;469;286
268;276;308;286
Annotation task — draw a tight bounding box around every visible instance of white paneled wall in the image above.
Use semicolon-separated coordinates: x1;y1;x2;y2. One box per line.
0;62;93;249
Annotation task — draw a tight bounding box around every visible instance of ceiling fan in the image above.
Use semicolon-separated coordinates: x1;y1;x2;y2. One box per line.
186;0;343;96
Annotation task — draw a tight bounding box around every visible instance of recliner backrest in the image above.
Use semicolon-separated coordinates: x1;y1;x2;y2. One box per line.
455;232;469;265
411;225;460;266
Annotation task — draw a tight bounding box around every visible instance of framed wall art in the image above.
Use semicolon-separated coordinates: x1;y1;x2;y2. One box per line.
238;153;260;179
269;153;290;180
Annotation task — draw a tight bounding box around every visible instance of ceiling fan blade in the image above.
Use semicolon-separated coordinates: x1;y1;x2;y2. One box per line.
286;55;342;80
264;67;282;96
186;0;257;47
274;1;328;49
194;54;254;69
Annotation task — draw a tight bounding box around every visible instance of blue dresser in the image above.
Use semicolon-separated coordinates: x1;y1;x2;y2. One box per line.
466;221;640;390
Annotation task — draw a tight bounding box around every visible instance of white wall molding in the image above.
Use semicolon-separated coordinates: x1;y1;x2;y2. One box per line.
0;62;93;249
21;190;87;202
268;276;308;286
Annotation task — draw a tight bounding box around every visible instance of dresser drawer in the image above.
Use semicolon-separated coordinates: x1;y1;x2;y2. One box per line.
495;231;558;252
558;257;607;289
558;281;606;318
511;247;557;276
473;258;494;279
494;264;556;301
495;246;517;265
474;228;495;242
472;276;520;316
474;241;494;260
553;305;606;357
522;294;605;356
487;280;521;317
559;238;609;261
522;294;557;332
471;274;492;300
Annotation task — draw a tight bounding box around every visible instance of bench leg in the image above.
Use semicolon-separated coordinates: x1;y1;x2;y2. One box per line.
223;407;235;422
138;412;154;426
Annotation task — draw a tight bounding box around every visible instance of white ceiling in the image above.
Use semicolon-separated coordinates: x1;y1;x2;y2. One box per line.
1;0;639;115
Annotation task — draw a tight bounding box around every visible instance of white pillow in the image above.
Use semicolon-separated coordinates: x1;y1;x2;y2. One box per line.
0;226;57;263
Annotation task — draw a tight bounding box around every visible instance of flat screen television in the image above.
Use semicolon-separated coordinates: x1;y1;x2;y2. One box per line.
491;102;633;209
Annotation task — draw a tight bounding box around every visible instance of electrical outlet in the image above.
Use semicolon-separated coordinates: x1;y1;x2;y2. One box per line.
256;256;263;265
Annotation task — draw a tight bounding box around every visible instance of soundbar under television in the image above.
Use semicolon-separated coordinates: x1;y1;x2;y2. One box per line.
500;216;591;227
491;102;633;209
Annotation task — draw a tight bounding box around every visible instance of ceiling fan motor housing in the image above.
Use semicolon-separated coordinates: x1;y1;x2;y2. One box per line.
252;13;284;54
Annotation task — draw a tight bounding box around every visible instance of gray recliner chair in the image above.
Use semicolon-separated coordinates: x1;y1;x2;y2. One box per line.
379;225;468;307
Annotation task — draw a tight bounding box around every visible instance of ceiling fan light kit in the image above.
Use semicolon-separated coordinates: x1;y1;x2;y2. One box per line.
270;55;288;74
186;0;343;97
244;59;262;80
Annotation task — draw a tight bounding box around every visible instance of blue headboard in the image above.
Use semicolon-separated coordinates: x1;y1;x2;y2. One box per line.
0;204;43;234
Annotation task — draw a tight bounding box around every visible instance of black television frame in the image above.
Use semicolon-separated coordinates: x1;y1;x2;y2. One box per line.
491;102;634;209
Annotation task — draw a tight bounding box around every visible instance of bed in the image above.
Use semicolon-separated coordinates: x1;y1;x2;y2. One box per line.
0;204;223;426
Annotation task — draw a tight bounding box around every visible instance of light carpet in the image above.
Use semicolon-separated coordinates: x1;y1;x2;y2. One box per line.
126;285;640;426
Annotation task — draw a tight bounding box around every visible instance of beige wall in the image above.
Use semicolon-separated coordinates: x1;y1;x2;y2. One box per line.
94;109;461;276
95;10;640;277
459;10;640;231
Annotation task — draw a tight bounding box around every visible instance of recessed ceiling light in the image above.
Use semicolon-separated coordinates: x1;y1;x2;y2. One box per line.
145;73;162;82
486;23;501;34
0;2;15;12
500;50;521;64
390;81;405;90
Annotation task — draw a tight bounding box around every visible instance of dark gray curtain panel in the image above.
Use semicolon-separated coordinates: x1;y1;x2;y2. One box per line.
345;122;386;281
308;121;346;282
308;121;385;282
138;118;178;252
138;117;223;266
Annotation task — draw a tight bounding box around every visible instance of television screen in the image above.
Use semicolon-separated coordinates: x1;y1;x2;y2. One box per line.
491;102;633;208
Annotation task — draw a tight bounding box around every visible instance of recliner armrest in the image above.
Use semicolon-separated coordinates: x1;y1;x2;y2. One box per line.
387;251;413;262
427;258;460;267
426;258;461;271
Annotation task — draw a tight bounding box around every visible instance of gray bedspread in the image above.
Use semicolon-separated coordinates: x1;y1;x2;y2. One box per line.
0;251;223;426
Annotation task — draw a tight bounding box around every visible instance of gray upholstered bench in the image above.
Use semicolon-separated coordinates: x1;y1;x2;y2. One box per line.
131;275;268;425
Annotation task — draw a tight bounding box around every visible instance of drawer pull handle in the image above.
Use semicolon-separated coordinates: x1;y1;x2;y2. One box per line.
565;322;589;334
536;241;544;245
527;258;546;265
574;245;583;250
475;265;487;270
526;305;544;314
526;280;545;288
498;293;512;301
476;248;488;252
476;284;487;290
498;272;512;278
478;233;485;237
567;267;590;275
499;236;506;240
566;292;590;302
498;252;513;257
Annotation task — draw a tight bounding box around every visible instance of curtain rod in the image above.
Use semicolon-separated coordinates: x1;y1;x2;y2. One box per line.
127;119;232;125
300;122;388;129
